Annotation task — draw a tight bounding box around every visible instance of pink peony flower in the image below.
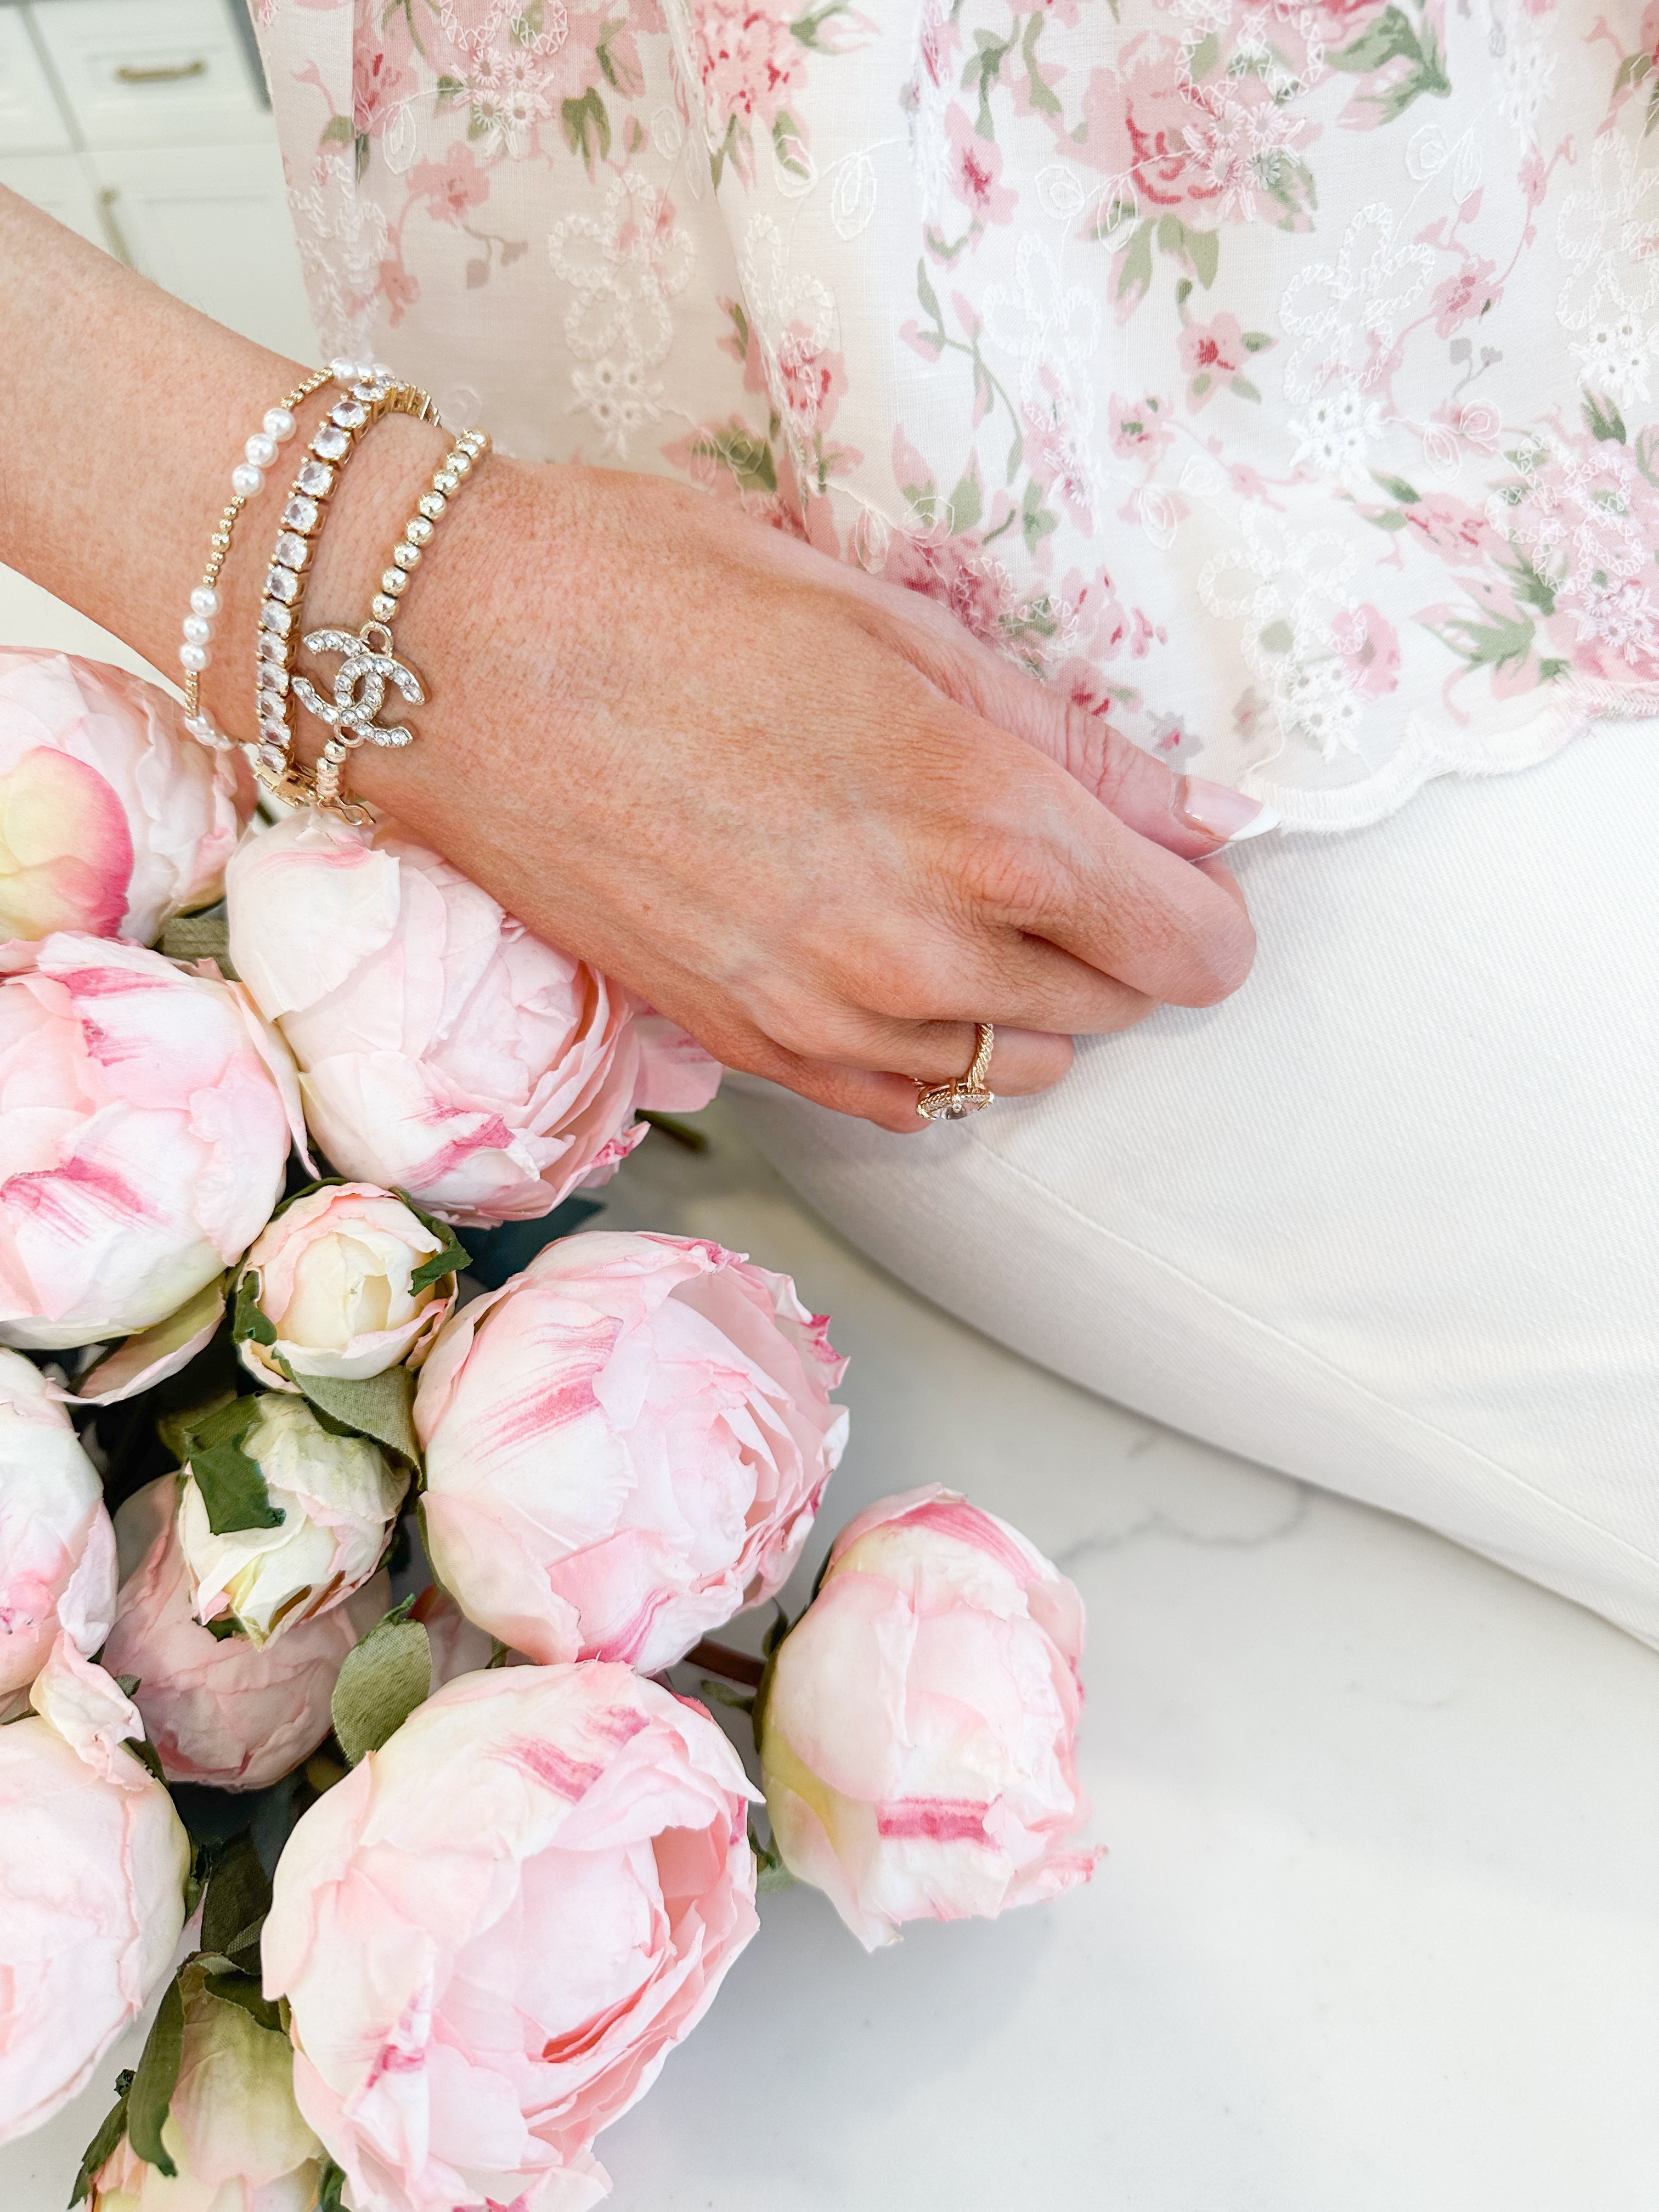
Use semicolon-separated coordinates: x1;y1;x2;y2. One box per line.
262;1662;760;2212
0;649;248;950
102;1473;391;1790
0;934;303;1350
0;1346;116;1712
0;1637;189;2142
759;1485;1101;1950
88;1954;322;2212
235;1182;459;1391
224;810;719;1228
416;1231;848;1673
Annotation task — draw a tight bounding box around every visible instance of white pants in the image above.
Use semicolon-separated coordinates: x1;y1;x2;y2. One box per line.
729;726;1659;1643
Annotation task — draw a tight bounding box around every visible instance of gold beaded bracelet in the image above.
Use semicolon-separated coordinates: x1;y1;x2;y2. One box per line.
291;424;492;821
250;363;436;811
177;366;334;752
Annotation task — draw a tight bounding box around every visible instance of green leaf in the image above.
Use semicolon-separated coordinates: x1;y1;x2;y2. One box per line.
947;462;983;533
158;902;234;973
1186;226;1220;290
915;256;942;327
232;1269;277;1348
201;1970;283;2035
126;1976;185;2177
318;2159;349;2212
292;1366;421;1471
1329;7;1421;74
1371;472;1421;504
771;110;809;179
560;87;611;172
1370;508;1410;531
1187;30;1219;81
1020;13;1060;114
1242;330;1274;353
179;1400;283;1537
126;1735;167;1786
70;2078;131;2205
398;1194;471;1295
692;422;776;495
1259;619;1296;654
1583;390;1628;444
200;1835;272;1970
1229;375;1262;403
1115;218;1154;305
319;113;353;148
331;1611;432;1766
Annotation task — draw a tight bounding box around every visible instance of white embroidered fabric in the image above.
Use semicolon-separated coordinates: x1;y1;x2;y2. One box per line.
256;0;1659;830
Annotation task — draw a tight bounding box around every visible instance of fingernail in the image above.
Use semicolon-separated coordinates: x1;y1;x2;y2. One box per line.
1176;777;1281;844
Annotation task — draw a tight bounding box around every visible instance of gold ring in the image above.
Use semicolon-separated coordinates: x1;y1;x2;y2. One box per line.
916;1023;996;1121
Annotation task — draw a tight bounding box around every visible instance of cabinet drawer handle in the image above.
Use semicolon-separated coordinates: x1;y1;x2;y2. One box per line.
114;58;206;84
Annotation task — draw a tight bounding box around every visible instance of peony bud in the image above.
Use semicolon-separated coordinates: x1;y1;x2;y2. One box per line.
103;1472;392;1789
224;808;719;1227
175;1393;406;1647
0;1638;189;2142
86;1957;321;2212
415;1231;848;1674
262;1662;759;2212
758;1486;1101;1950
0;934;304;1350
0;1345;116;1712
234;1181;464;1390
0;648;248;950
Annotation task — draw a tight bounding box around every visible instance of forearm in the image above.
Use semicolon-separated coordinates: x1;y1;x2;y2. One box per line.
0;187;454;792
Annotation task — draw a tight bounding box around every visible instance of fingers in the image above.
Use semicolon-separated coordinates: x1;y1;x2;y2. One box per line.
781;1017;1076;1095
864;583;1279;857
945;748;1259;1007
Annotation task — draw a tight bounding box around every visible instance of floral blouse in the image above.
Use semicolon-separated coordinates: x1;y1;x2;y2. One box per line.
256;0;1659;831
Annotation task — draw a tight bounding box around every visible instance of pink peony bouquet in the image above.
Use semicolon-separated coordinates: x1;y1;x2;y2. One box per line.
0;650;1100;2212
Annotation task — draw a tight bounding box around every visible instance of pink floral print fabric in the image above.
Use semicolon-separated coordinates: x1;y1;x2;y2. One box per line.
256;0;1659;828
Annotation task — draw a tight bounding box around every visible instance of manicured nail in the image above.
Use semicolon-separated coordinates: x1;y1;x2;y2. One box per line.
1176;777;1281;844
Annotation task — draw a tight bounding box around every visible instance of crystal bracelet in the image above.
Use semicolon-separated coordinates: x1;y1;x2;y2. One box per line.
249;360;436;809
292;423;492;821
178;366;333;752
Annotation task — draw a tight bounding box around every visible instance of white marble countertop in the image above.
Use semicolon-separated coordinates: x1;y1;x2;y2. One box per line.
3;582;1657;2208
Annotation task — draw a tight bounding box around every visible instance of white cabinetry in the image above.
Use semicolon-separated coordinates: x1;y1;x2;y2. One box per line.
0;0;316;358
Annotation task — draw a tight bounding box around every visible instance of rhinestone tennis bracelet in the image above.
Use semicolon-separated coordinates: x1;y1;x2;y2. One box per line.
177;366;333;753
249;361;436;810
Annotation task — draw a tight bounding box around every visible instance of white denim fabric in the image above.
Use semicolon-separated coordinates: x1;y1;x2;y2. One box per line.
729;723;1659;1641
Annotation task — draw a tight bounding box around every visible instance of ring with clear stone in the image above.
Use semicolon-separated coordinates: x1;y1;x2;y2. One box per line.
178;366;335;753
248;370;438;810
306;423;492;819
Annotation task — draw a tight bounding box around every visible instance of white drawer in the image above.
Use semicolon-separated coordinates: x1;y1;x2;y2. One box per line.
89;137;317;360
29;0;263;151
0;9;72;154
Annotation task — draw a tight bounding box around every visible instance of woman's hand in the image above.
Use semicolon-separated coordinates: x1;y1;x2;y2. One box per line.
0;190;1263;1132
315;435;1264;1132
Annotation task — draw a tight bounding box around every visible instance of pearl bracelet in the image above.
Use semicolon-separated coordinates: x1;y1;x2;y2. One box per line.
249;360;436;809
296;424;492;820
178;366;333;752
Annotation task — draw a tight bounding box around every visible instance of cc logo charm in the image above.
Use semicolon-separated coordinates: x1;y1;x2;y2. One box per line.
292;622;425;750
